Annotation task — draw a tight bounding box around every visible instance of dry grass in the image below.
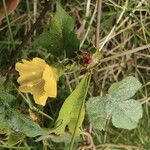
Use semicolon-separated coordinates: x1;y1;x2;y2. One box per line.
0;0;150;149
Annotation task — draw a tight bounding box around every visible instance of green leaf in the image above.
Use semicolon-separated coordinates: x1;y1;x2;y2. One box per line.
0;76;6;85
54;74;89;135
36;3;80;59
6;132;25;146
0;88;15;103
86;76;143;130
0;126;9;135
0;74;12;103
51;133;81;145
108;76;142;101
0;99;47;137
86;97;107;130
51;133;72;144
111;99;143;129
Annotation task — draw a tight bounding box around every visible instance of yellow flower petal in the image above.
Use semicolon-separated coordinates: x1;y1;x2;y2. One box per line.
19;84;31;93
17;71;42;84
43;65;57;98
30;80;45;94
33;92;48;106
15;63;43;76
15;57;46;72
22;59;30;64
18;78;44;94
32;57;46;68
28;79;48;105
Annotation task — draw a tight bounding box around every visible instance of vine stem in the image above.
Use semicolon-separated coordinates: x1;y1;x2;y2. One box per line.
69;73;92;150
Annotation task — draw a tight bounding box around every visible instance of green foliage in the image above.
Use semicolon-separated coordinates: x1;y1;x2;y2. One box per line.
53;74;89;135
0;98;47;137
6;132;25;146
0;76;15;103
0;76;6;85
51;133;72;144
50;133;81;150
36;3;80;59
86;76;143;130
51;133;81;145
111;99;143;129
86;97;107;130
0;88;15;103
108;76;142;101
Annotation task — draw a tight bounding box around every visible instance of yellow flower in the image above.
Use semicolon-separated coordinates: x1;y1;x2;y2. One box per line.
15;57;58;106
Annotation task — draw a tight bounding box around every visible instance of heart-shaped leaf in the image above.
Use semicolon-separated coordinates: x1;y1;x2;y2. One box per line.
108;76;142;101
86;97;107;130
86;76;143;130
111;99;143;129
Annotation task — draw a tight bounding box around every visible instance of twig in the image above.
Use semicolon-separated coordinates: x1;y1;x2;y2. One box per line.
78;131;96;150
33;0;37;36
76;0;91;37
99;44;150;63
80;1;98;48
97;143;144;150
93;0;102;96
98;0;128;51
95;0;102;48
2;0;15;49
